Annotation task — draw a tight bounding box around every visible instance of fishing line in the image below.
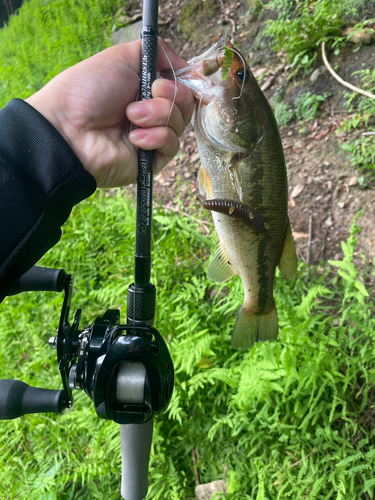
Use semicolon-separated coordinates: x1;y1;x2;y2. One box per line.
157;44;179;170
196;95;204;135
160;44;178;131
229;48;247;117
192;188;206;203
122;93;139;185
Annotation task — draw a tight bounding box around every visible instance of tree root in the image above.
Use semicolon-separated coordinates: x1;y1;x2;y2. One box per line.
321;41;375;101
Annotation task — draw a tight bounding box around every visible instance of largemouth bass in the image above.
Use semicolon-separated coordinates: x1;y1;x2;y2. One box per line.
163;35;297;349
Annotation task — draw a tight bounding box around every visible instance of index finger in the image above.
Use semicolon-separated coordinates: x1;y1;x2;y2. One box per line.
151;78;194;127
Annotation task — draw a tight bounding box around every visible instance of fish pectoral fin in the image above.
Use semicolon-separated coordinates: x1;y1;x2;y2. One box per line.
207;243;236;282
198;165;212;197
277;219;298;281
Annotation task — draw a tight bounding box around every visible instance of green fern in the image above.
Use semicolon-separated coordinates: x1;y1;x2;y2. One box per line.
221;46;234;81
0;192;375;499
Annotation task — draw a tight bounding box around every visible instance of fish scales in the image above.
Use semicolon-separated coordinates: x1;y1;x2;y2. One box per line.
162;35;297;349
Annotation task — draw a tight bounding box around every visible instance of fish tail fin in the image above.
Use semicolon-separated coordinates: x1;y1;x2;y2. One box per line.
231;303;278;350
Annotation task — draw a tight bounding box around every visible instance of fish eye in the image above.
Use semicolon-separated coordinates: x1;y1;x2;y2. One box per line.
236;68;249;83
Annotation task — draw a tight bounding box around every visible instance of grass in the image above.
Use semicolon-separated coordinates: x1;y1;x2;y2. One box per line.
339;70;375;174
0;191;374;499
0;0;121;108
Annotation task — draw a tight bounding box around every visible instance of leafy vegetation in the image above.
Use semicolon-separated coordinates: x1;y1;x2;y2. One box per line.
263;0;369;74
273;91;329;126
0;0;121;108
0;190;374;499
263;0;375;173
263;0;344;74
272;91;294;126
340;69;375;173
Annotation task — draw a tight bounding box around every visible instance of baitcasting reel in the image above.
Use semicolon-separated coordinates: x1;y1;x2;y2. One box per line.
0;265;174;500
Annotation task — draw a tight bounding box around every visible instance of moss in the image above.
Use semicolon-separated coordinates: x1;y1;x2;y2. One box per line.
178;0;219;41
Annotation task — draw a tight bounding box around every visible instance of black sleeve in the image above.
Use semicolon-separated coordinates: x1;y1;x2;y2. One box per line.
0;99;97;302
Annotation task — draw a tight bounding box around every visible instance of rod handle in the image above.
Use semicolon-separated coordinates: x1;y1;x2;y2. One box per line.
120;418;153;500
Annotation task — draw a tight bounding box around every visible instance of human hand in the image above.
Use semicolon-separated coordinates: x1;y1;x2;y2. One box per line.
26;39;194;188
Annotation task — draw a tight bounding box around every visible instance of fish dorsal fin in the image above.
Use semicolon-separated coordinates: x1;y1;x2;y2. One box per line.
198;165;212;197
278;219;297;281
208;243;236;282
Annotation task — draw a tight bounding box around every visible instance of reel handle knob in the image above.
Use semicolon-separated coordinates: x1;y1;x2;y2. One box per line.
7;266;67;295
0;379;66;419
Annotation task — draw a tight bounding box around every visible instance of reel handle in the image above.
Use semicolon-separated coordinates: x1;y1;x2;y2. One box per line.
7;266;66;295
0;379;66;419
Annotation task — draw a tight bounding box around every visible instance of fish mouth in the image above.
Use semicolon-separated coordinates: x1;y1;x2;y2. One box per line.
160;35;230;103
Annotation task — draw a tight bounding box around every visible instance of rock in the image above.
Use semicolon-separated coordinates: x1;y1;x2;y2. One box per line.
310;68;321;83
343;27;375;45
325;215;333;227
111;20;143;45
294;140;304;149
337;201;345;209
348;177;358;187
195;480;227;500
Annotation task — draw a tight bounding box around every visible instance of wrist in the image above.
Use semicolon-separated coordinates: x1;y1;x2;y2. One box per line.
26;90;69;144
25;90;88;176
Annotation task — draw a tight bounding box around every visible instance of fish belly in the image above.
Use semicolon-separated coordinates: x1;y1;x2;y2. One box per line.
212;211;262;306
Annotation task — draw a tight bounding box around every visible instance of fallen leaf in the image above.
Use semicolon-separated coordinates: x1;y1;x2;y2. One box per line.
190;152;200;163
260;75;276;91
292;232;309;238
291;184;304;198
315;128;330;140
252;67;266;77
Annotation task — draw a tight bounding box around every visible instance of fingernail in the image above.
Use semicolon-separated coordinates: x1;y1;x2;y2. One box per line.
127;102;152;120
129;129;150;142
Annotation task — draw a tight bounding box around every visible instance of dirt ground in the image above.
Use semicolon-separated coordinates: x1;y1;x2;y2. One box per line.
124;0;375;274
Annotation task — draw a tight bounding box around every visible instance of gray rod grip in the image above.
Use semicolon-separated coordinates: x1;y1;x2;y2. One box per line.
120;418;153;500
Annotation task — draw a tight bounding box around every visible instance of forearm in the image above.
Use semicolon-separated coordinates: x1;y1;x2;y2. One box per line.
0;99;96;302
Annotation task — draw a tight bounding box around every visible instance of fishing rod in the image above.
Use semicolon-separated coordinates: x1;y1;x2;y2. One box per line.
122;0;172;498
0;1;174;499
